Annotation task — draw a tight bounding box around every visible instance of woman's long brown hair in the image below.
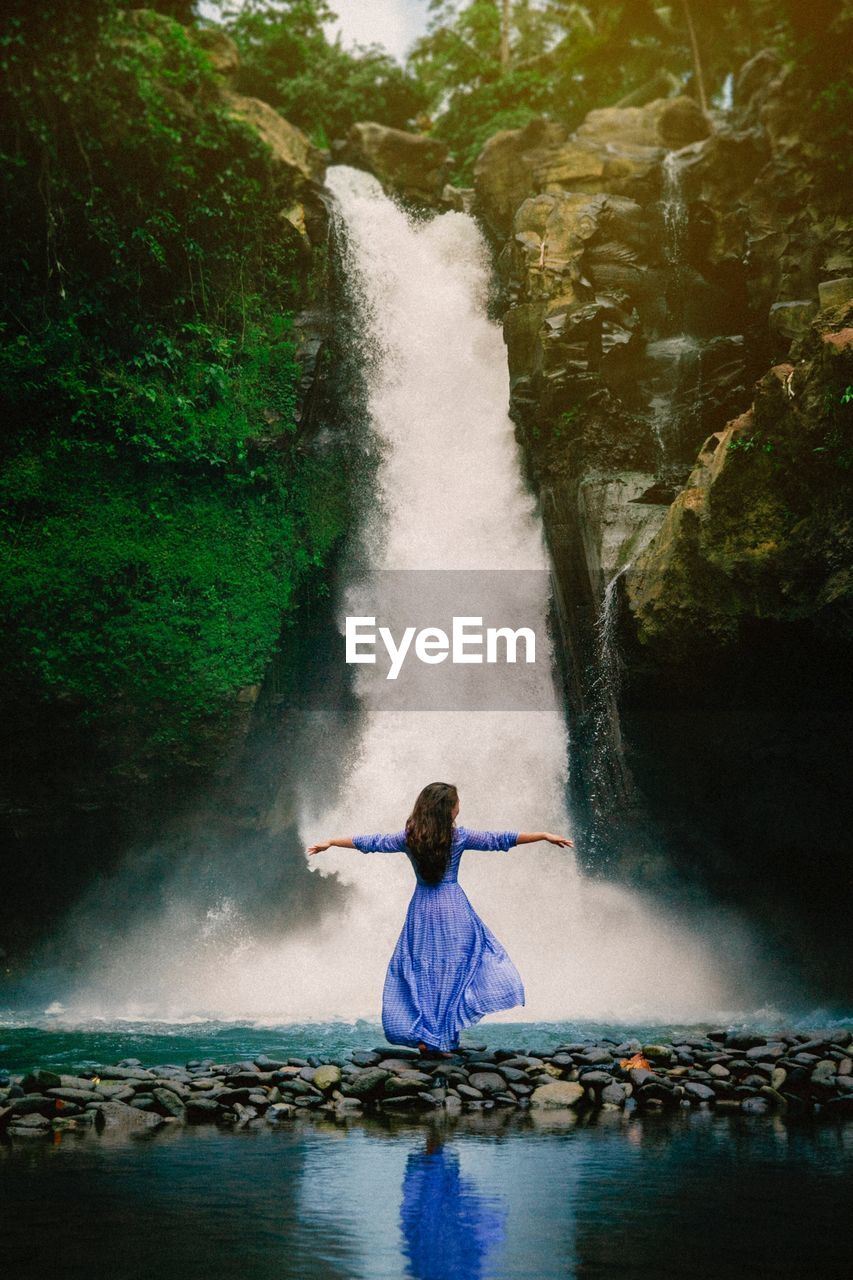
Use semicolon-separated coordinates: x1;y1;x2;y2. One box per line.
405;782;458;885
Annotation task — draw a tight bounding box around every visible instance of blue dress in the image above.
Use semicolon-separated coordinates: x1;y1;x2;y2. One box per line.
399;1142;507;1279
352;825;526;1051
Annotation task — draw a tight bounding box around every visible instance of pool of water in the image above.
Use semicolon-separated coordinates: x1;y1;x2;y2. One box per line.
2;1017;851;1278
1;1109;851;1279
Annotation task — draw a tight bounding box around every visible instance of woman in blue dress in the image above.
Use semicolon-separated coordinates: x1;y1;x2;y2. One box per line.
308;782;573;1055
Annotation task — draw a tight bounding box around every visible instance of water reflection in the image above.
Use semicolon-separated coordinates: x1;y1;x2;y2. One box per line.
0;1112;850;1279
399;1131;507;1280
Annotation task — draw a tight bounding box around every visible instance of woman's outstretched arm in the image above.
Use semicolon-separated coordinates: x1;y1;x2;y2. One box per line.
461;828;573;851
517;832;574;848
307;837;355;855
308;831;409;855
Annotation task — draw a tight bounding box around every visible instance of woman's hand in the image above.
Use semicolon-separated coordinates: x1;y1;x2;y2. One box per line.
306;837;356;855
517;831;574;848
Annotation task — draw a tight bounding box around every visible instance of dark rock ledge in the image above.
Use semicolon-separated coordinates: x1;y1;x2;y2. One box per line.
2;1030;852;1137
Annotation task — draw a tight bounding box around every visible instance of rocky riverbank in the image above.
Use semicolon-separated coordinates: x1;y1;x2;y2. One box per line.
3;1030;852;1138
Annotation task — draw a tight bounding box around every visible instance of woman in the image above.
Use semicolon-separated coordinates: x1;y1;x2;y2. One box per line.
307;782;573;1056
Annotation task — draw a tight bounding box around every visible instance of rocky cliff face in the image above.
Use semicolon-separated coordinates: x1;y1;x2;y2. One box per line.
473;60;853;998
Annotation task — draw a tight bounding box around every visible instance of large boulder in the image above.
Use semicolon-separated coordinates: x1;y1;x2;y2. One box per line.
221;92;327;248
94;1100;165;1132
222;92;325;186
530;1081;585;1108
475;97;708;237
343;123;449;206
193;28;240;81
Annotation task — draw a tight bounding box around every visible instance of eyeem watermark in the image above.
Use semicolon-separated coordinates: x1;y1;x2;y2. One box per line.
346;615;536;680
281;570;560;711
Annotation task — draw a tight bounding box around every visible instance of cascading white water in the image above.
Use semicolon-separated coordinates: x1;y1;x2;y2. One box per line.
54;167;757;1026
276;167;743;1023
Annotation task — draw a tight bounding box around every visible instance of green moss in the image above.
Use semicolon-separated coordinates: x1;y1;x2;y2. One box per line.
0;4;351;765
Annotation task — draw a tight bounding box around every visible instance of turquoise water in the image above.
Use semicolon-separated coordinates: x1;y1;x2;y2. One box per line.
2;1014;850;1074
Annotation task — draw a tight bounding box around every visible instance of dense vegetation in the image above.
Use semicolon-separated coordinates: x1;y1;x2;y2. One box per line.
215;0;850;184
0;1;348;766
221;0;428;147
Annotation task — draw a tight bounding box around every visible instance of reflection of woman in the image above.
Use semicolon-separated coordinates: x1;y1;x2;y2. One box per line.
308;781;572;1054
400;1132;507;1280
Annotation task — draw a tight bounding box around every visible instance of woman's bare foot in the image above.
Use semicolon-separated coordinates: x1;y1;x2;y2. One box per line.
417;1040;453;1058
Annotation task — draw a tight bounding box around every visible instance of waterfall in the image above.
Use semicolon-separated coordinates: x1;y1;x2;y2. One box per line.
661;150;689;269
585;563;633;833
54;167;750;1025
643;148;702;482
273;167;738;1023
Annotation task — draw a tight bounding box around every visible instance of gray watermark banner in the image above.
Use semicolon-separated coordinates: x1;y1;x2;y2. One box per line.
298;570;563;711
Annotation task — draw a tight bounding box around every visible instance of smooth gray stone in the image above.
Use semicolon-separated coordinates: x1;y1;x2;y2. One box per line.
186;1098;221;1118
153;1088;187;1119
467;1071;506;1094
220;1086;268;1104
601;1082;631;1105
684;1081;715;1102
725;1033;768;1050
21;1070;62;1092
578;1070;612;1087
8;1095;51;1117
95;1101;164;1131
8;1113;51;1136
745;1043;786;1061
153;1079;191;1098
46;1088;104;1104
267;1103;298;1121
385;1072;434;1095
508;1081;532;1096
341;1068;391;1098
93;1066;154;1081
350;1052;381;1068
810;1060;836;1086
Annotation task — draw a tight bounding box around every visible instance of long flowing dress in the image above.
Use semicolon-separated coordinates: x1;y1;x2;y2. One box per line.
351;825;525;1051
399;1140;507;1280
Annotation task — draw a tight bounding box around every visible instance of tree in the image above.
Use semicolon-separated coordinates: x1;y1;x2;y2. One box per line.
220;0;427;143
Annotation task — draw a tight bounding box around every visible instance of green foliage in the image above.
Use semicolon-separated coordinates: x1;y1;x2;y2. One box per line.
0;2;350;760
221;0;428;144
727;434;775;456
432;70;552;183
410;1;696;181
410;1;852;182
